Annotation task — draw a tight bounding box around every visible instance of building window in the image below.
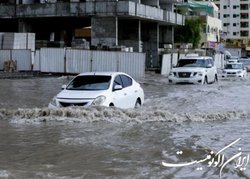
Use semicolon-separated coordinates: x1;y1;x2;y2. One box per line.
223;5;227;9
223;14;230;18
241;13;249;19
240;4;248;10
233;32;237;36
233;23;237;26
241;22;249;28
240;31;249;37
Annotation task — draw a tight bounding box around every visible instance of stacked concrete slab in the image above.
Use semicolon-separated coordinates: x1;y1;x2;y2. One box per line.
2;33;35;51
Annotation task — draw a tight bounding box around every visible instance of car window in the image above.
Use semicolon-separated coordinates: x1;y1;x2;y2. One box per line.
66;75;111;90
113;75;123;88
177;59;206;68
225;64;242;69
120;75;132;88
208;59;214;66
239;60;250;65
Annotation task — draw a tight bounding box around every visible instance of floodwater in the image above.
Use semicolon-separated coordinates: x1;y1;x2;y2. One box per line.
0;73;250;178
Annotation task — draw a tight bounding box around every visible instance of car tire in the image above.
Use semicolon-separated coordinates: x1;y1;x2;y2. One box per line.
213;74;218;83
203;76;208;84
134;99;141;108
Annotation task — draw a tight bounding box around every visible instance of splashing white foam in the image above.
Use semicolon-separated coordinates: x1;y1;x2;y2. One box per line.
0;106;249;124
0;170;10;178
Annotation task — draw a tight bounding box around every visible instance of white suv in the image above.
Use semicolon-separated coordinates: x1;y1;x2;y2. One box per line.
168;56;218;84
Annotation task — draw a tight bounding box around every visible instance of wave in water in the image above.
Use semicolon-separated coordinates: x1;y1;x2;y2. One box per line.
0;107;249;124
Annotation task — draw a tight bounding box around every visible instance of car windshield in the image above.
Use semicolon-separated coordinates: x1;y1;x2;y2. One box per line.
225;64;242;69
66;75;111;90
239;60;250;65
176;59;206;68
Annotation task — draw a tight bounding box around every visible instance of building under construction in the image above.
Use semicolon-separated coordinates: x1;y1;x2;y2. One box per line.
0;0;185;69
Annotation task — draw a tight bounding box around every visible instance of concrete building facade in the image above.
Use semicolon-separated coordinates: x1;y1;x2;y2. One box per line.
214;0;250;48
0;0;185;69
176;0;222;49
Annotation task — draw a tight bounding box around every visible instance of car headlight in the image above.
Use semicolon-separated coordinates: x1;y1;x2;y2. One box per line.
193;72;203;77
92;95;106;106
50;96;57;106
237;71;242;74
169;72;176;76
222;70;226;74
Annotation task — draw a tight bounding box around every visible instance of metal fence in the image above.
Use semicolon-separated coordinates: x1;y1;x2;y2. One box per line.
0;49;32;71
0;48;146;78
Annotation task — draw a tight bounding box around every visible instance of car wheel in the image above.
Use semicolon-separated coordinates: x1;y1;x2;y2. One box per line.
134;98;141;108
214;74;218;83
203;76;208;84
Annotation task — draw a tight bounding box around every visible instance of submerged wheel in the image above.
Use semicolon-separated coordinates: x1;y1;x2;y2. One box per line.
203;76;208;84
213;74;218;83
134;99;141;108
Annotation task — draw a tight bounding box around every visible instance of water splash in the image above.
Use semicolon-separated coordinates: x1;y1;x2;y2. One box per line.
0;107;249;124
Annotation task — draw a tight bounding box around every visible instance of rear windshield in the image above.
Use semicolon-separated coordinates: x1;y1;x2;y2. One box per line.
177;59;206;68
66;75;111;90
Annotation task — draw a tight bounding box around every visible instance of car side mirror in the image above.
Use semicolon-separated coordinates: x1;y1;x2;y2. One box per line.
113;84;122;91
61;84;66;90
207;64;212;68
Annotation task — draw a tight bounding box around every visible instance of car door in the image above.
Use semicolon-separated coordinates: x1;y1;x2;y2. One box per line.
120;74;136;108
112;75;130;108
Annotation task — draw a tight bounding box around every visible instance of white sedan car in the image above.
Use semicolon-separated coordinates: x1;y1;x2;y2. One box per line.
222;63;247;78
48;72;144;109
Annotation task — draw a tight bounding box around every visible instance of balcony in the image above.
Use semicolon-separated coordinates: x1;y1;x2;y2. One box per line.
0;1;184;25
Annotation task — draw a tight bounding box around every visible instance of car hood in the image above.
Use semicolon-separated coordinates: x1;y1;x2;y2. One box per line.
171;67;206;72
56;89;106;99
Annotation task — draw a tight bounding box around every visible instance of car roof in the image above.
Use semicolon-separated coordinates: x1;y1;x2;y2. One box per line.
77;71;129;77
180;56;212;60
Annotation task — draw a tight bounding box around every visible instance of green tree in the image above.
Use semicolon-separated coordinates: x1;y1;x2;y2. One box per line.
174;18;202;48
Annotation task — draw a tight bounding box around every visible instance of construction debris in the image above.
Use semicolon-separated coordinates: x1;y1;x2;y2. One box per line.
4;60;17;72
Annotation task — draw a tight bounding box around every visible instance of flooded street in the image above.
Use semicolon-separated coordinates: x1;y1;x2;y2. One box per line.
1;73;250;178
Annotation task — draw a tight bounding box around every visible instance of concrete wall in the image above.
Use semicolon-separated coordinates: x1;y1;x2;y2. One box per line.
142;22;159;68
160;26;174;46
141;0;159;7
91;17;118;47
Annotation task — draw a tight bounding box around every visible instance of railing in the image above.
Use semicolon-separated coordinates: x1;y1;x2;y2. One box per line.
0;1;184;25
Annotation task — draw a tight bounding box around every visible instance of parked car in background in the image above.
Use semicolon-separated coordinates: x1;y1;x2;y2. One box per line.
222;63;247;78
48;72;144;109
238;59;250;72
226;56;239;64
168;56;218;84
